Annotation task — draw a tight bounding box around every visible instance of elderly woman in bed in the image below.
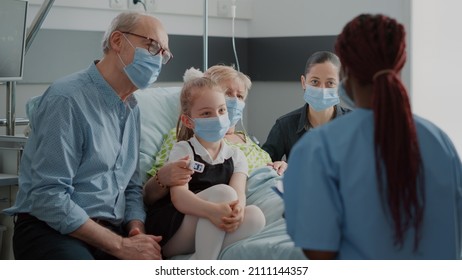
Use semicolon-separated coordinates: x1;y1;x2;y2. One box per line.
144;65;287;205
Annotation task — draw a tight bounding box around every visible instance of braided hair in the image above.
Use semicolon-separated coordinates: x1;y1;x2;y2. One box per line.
335;14;424;250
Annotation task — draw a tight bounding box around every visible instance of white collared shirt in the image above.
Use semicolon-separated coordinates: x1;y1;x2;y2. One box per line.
168;135;248;176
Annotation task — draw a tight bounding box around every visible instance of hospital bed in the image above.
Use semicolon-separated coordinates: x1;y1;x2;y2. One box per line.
135;86;306;259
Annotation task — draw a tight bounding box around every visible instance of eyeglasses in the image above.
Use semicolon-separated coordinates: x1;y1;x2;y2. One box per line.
121;31;173;64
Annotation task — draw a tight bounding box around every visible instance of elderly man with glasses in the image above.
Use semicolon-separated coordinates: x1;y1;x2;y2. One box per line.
3;11;171;260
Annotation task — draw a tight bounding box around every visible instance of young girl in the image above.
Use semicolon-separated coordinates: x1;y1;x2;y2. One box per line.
145;77;265;259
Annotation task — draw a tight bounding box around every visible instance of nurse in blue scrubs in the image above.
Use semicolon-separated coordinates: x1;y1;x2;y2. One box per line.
284;14;462;260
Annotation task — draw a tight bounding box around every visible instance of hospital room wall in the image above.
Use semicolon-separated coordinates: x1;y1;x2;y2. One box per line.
248;0;462;155
411;0;462;154
0;0;251;135
1;0;412;139
4;0;461;157
245;0;412;146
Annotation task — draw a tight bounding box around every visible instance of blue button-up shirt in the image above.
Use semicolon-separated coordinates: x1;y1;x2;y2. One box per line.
4;62;145;234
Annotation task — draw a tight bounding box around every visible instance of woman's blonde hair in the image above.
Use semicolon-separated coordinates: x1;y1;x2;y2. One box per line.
205;65;252;95
176;77;224;141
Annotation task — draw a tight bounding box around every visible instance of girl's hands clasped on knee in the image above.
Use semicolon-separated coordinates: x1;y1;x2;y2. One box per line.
221;202;244;232
207;200;238;230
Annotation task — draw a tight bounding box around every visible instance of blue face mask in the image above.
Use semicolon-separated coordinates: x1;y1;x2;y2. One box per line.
192;114;231;142
226;97;246;127
303;85;340;111
119;35;162;89
338;80;356;109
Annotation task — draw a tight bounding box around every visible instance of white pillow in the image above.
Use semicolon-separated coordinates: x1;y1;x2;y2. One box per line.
134;87;181;182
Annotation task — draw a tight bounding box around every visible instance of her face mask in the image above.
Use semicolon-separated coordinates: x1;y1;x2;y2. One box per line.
118;35;162;89
303;85;340;111
192;114;231;142
225;97;246;127
338;80;356;109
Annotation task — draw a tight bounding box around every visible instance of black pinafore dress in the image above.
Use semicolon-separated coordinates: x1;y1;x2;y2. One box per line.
145;141;234;246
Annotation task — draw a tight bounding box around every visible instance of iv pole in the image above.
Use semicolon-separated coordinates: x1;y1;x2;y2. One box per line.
203;0;208;71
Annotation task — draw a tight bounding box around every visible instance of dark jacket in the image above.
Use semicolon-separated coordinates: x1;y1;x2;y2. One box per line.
262;103;350;161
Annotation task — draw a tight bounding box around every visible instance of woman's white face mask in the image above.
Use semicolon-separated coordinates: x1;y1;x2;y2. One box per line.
303;85;339;111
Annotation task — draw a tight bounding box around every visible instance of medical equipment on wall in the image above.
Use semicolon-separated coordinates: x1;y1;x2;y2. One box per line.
1;0;55;136
0;0;28;82
132;0;147;11
203;0;240;72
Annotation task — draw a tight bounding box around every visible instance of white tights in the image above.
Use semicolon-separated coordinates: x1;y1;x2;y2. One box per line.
162;184;265;259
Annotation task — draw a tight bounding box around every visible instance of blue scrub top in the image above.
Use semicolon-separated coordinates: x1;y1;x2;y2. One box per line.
284;108;462;259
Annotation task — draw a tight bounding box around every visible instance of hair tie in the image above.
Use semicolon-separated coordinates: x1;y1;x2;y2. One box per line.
373;69;396;81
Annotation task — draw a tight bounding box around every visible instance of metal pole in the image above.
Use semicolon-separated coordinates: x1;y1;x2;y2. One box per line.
25;0;55;53
6;82;16;136
203;0;208;71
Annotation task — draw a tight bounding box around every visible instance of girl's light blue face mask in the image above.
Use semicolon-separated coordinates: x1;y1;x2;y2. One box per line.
225;97;246;127
303;85;340;111
118;35;162;89
337;80;356;109
192;114;230;142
